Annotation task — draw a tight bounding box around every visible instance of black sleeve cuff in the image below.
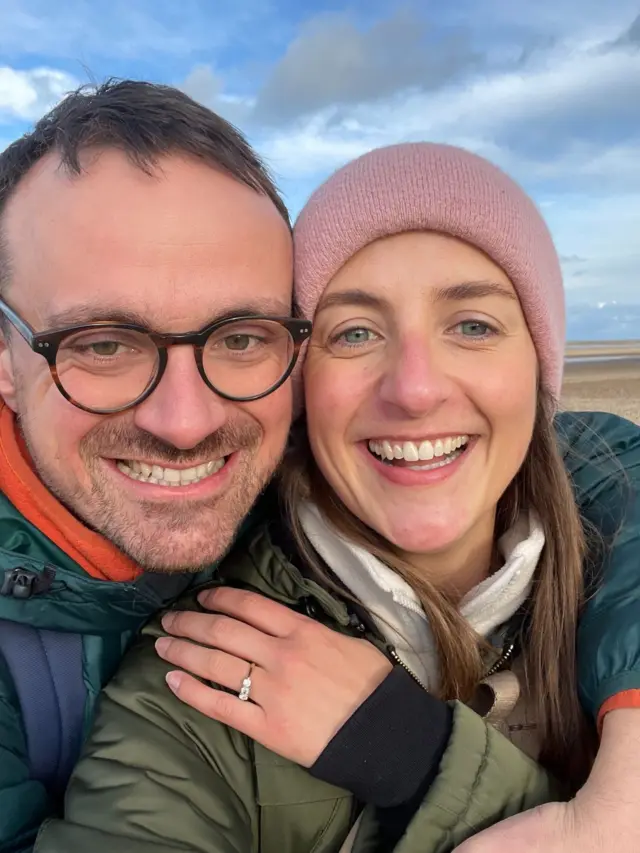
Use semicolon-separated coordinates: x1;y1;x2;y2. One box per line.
309;665;453;807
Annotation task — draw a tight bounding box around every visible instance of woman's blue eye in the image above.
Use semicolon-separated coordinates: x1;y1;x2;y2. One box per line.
458;320;492;337
342;328;373;344
332;327;377;346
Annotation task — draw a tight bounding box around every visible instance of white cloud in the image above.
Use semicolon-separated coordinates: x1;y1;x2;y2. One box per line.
182;65;224;106
257;41;638;174
0;66;78;122
258;115;381;178
252;8;480;123
525;142;640;187
181;65;255;126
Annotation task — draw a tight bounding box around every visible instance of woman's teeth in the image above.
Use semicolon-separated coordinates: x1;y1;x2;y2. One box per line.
367;435;469;470
116;458;226;487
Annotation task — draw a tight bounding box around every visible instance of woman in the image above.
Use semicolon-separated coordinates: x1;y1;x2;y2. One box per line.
39;144;640;852
288;140;591;785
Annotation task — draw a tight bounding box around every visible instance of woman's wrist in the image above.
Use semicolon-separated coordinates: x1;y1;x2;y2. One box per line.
309;666;452;807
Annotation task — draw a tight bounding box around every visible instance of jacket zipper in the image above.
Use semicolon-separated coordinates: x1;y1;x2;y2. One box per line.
483;640;516;678
388;647;429;692
389;637;517;696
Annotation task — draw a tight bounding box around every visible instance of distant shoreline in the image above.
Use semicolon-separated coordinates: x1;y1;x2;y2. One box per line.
563;355;640;378
565;340;640;359
561;352;640;423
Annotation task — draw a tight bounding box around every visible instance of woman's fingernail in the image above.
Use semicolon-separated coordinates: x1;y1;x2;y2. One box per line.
162;612;175;629
155;637;171;656
166;671;182;692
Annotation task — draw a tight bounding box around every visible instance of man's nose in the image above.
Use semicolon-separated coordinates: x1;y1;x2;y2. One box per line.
133;346;228;449
378;337;454;416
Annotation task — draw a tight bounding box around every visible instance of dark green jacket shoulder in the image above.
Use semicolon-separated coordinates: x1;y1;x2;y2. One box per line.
0;492;212;853
556;411;640;717
37;524;557;853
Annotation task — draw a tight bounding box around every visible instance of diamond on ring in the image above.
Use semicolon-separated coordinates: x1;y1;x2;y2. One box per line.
238;663;254;701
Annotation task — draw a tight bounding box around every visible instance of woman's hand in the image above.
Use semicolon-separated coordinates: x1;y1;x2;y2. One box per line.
155;587;392;767
452;801;594;852
456;708;640;852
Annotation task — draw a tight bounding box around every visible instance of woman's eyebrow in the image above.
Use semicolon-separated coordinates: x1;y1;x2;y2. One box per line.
315;281;515;316
315;289;389;314
432;280;518;303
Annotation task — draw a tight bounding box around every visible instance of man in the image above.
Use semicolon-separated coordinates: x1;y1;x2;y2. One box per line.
0;79;305;851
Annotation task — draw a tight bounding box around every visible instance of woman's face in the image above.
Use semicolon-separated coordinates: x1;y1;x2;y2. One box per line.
304;231;538;560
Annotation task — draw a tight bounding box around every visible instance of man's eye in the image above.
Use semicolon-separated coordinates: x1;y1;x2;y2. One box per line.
90;341;121;356
224;334;256;351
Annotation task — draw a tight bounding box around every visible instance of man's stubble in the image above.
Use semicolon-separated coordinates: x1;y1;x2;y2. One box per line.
16;394;284;572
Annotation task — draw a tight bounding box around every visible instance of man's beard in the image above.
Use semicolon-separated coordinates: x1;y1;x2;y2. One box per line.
19;415;282;572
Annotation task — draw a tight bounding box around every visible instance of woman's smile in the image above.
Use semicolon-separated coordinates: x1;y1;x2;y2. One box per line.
360;433;475;486
366;434;470;467
358;435;475;487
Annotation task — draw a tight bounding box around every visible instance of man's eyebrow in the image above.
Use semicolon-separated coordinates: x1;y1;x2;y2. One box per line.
315;289;390;314
46;306;151;328
431;281;518;303
45;299;293;331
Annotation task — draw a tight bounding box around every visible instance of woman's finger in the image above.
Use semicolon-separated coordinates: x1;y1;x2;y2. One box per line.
155;637;265;702
197;587;305;637
165;670;267;742
161;610;275;669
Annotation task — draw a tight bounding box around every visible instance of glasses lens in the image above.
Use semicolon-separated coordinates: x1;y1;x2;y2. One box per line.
203;319;295;399
55;327;159;411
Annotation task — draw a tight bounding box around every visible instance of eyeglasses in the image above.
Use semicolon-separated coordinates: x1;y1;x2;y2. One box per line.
0;297;311;414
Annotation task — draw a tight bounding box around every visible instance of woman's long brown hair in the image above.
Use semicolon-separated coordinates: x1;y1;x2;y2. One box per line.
280;390;597;791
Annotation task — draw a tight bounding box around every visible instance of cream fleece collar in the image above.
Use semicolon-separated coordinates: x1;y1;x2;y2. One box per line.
298;503;544;690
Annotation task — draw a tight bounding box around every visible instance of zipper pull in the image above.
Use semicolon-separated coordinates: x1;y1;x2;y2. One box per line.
347;612;367;633
303;597;320;619
0;566;56;599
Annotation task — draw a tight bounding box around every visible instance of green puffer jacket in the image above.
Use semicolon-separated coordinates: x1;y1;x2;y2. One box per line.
35;411;640;853
37;522;559;853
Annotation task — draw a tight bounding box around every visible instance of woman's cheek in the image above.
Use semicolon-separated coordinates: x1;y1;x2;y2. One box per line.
306;358;357;413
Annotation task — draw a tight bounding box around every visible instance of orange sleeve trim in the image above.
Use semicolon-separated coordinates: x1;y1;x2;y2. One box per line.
0;403;140;582
597;690;640;733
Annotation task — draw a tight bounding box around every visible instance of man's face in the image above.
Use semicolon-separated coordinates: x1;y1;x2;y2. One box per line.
0;149;294;571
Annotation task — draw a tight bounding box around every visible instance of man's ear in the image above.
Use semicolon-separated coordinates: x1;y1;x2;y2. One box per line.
0;331;19;412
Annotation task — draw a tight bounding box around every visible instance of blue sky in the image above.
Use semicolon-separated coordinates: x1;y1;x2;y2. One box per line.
1;0;639;329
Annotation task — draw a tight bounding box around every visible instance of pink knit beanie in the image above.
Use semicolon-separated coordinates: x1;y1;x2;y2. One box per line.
294;142;565;399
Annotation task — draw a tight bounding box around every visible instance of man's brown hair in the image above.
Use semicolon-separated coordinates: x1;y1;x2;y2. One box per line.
0;78;290;291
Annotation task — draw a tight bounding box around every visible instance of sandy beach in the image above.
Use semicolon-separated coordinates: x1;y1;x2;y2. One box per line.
561;356;640;422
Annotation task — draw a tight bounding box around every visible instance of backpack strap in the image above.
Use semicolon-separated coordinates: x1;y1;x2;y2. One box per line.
0;620;86;797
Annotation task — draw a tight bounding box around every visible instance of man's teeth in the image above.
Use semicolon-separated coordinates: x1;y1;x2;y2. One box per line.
116;458;225;487
368;435;469;463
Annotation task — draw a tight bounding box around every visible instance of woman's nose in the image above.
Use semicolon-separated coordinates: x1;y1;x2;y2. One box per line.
378;338;454;416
